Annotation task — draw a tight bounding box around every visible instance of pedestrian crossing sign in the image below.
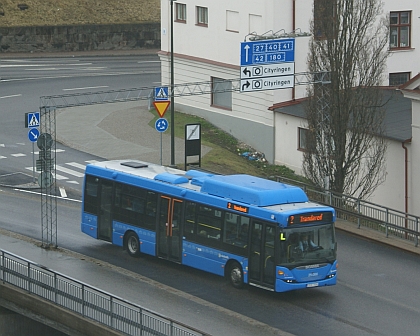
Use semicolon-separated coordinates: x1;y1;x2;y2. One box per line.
154;86;169;101
25;112;40;128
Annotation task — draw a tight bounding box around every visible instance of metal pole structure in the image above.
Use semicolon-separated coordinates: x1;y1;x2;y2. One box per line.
170;0;176;166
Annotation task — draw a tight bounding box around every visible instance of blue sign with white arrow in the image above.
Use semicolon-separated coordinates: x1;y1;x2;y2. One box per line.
28;128;40;142
155;118;168;132
240;38;295;66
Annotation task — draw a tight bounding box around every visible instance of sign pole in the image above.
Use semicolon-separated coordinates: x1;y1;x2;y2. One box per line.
32;142;35;183
160;132;163;166
170;0;175;166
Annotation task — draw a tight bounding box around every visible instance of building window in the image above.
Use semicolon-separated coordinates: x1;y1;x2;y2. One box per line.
298;128;309;150
226;10;239;33
249;14;262;35
389;72;410;86
196;6;208;26
211;77;232;110
390;11;411;49
175;3;186;23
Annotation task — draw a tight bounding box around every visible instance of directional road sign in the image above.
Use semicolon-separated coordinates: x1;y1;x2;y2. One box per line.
155;86;169;101
28;128;40;142
155;118;168;132
240;38;295;66
240;75;295;92
240;63;295;79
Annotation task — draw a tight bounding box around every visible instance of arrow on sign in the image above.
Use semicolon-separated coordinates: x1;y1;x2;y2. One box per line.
242;67;251;78
30;130;38;139
242;81;251;91
153;101;170;118
244;44;250;63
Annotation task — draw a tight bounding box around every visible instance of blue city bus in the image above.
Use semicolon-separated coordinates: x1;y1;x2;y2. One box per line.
81;160;337;292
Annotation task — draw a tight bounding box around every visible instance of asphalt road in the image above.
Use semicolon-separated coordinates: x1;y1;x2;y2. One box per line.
1;53;420;335
0;53;161;192
1;187;419;336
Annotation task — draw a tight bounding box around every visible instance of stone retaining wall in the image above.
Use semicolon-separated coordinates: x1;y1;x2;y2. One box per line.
0;23;160;53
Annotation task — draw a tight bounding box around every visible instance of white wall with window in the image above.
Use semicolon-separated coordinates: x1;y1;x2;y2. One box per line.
384;1;420;85
160;0;420;213
160;0;311;162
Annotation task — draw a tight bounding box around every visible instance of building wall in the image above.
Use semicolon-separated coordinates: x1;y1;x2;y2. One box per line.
368;140;407;211
160;0;311;162
274;112;306;174
409;98;420;215
383;1;420;81
160;0;420;213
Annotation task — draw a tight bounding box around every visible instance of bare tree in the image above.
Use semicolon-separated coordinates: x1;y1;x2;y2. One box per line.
303;0;390;199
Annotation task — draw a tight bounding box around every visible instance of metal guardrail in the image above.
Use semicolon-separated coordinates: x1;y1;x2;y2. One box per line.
274;176;419;247
0;250;209;336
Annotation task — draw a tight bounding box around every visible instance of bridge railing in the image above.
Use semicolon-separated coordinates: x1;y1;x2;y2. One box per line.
273;176;419;247
0;250;209;336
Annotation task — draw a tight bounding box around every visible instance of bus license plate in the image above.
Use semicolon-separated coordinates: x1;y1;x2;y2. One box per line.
307;282;319;288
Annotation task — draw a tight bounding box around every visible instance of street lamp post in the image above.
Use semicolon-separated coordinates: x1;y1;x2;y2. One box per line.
170;0;176;166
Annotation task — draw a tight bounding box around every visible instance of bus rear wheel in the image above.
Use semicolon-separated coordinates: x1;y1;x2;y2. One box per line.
125;232;140;257
228;261;244;289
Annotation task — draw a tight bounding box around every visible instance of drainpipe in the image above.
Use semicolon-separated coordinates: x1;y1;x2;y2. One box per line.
402;140;410;214
292;0;296;100
402;139;411;237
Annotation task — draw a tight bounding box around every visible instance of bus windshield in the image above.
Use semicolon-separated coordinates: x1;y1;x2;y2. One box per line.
278;224;336;267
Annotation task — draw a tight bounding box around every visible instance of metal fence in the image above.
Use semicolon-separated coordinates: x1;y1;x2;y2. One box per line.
0;250;209;336
274;176;419;247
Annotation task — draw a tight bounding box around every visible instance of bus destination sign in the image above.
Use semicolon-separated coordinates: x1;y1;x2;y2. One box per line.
288;211;333;225
227;202;249;213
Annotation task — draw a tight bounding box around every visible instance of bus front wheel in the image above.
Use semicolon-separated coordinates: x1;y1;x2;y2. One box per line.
228;261;244;289
125;232;140;257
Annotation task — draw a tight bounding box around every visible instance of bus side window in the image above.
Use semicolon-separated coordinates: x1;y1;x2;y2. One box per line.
197;205;221;241
84;175;99;214
184;202;196;237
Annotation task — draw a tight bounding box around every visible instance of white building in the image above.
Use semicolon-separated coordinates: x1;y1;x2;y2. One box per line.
159;0;420;214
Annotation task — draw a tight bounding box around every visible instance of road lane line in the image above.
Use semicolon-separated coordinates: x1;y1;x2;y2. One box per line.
25;167;68;180
0;94;22;99
63;86;109;91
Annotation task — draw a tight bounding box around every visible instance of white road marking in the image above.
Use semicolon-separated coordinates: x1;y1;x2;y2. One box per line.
0;94;22;99
55;165;84;177
11;153;26;157
63;85;109;91
33;149;65;155
66;181;80;185
0;156;6;159
14;188;81;203
59;187;67;198
66;162;87;170
85;160;100;164
0;63;92;68
24;167;68;180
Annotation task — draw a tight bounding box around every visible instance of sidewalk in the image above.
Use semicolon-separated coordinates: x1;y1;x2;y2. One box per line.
56;100;211;167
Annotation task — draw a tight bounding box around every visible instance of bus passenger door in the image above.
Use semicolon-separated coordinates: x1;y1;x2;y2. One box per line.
248;222;276;289
97;180;113;242
157;196;182;262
